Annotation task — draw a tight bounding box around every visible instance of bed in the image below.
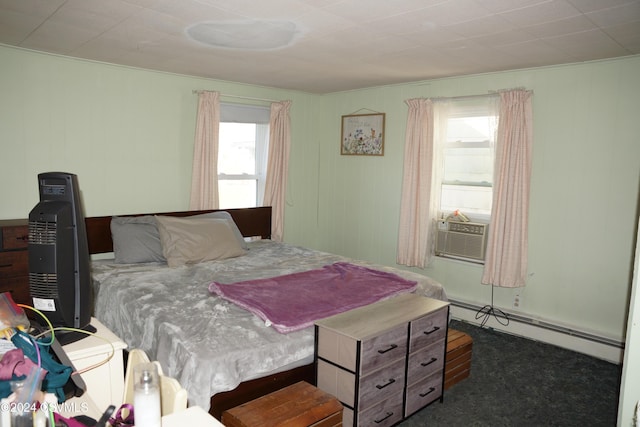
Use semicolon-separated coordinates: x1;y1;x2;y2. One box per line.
85;207;447;418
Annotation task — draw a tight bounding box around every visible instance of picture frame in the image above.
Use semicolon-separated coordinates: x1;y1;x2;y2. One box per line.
341;113;385;156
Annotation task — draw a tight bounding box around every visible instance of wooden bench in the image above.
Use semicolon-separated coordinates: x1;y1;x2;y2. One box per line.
221;381;343;427
445;328;473;390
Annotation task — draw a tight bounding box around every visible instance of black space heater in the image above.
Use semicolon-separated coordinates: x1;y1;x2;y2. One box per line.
28;172;95;344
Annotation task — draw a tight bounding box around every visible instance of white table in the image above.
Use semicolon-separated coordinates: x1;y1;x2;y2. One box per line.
60;319;222;426
62;317;128;411
162;406;224;426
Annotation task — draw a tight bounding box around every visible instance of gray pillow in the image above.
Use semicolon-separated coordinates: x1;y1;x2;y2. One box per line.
110;215;165;264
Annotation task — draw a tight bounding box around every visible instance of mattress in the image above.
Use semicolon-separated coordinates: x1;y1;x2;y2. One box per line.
91;240;447;409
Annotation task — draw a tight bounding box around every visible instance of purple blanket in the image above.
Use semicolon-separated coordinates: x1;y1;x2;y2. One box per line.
208;262;418;333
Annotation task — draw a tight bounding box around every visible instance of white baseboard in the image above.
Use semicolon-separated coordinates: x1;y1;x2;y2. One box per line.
449;302;624;364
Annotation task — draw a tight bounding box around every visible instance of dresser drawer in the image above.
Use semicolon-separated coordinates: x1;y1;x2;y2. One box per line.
317;323;407;375
317;355;406;411
0;251;28;279
360;324;407;375
405;371;443;417
0;276;31;306
358;357;405;411
409;307;448;352
1;225;29;250
0;251;30;305
407;340;445;384
357;393;403;427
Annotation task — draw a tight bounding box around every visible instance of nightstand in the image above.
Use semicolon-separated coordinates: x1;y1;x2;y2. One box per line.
62;317;128;411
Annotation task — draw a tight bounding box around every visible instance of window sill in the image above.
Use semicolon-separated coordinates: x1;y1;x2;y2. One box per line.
435;253;485;266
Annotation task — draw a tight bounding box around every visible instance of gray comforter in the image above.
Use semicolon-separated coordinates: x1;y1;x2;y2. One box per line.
92;240;447;409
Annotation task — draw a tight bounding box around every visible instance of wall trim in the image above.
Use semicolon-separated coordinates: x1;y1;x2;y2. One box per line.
449;298;624;364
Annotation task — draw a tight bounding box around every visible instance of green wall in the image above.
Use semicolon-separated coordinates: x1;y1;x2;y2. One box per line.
311;56;640;342
0;45;318;220
1;44;639;344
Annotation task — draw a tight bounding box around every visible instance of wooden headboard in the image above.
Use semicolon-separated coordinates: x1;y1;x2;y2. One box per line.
85;206;272;254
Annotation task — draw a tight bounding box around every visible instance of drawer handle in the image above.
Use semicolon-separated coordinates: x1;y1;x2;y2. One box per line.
374;411;394;424
421;357;437;367
419;387;436;398
423;326;440;335
16;235;28;241
377;344;398;354
375;378;396;390
0;264;13;269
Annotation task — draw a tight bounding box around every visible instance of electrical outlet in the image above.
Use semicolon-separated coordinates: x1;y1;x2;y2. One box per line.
513;293;521;309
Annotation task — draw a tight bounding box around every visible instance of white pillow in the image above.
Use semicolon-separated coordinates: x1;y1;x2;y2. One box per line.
155;216;246;267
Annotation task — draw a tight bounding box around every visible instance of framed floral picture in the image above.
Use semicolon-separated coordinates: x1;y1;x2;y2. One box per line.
341;113;385;155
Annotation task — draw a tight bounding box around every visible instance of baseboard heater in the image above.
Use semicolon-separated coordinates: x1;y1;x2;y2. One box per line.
448;298;624;349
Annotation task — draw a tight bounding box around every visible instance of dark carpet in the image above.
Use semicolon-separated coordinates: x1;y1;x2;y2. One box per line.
399;319;622;427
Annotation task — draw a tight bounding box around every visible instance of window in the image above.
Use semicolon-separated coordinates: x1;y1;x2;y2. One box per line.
438;98;497;221
218;103;269;209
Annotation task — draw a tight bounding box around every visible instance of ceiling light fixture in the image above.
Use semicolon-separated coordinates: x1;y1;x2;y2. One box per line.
186;20;299;50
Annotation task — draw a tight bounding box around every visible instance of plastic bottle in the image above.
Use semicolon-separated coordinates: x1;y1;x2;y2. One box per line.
10;366;44;427
133;363;161;427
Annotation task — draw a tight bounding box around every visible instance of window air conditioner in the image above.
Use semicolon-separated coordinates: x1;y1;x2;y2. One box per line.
435;221;488;262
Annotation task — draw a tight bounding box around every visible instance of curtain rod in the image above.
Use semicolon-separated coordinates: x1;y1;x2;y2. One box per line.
431;92;499;102
192;90;278;103
427;87;529;102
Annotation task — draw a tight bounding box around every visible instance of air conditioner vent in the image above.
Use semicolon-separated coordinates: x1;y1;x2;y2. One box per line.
436;221;488;262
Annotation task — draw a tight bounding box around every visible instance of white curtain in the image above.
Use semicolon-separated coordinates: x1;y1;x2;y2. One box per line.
397;98;438;268
482;89;534;287
263;100;292;242
189;91;220;210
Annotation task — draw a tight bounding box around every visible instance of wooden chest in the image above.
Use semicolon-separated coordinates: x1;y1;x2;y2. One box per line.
444;328;473;390
221;381;343;427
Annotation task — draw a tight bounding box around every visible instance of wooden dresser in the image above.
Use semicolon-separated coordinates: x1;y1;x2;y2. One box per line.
315;293;449;427
0;219;30;305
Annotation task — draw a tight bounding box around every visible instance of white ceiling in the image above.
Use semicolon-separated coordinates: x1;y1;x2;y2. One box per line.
1;0;639;93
